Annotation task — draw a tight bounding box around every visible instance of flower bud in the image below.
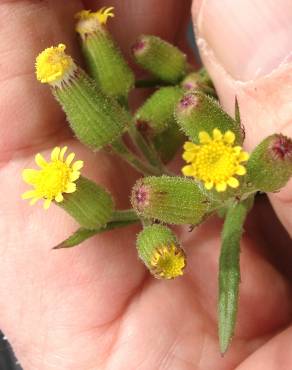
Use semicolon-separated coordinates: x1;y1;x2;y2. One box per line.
35;44;130;150
75;8;134;103
135;86;183;137
175;91;243;145
132;35;187;83
247;134;292;192
136;224;186;279
181;71;216;97
59;176;114;230
153;124;185;163
131;176;212;225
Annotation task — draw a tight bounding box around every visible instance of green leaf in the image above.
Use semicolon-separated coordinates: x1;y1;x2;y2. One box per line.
53;219;138;249
218;199;252;353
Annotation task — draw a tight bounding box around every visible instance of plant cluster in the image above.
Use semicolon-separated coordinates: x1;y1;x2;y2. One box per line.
21;6;292;353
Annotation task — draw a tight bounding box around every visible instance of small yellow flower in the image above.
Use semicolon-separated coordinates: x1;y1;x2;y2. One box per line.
22;147;83;210
35;44;75;85
150;244;186;279
75;7;114;35
182;128;249;192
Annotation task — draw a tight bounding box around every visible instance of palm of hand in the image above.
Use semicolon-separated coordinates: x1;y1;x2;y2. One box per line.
0;1;291;369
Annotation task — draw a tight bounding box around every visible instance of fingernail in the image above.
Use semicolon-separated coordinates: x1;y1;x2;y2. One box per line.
193;0;292;81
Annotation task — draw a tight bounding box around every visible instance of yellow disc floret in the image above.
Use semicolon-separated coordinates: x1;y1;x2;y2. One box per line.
35;44;75;84
150;244;186;279
75;7;114;35
182;128;249;192
22;147;83;210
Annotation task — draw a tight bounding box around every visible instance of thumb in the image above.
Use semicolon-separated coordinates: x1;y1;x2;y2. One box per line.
192;0;292;235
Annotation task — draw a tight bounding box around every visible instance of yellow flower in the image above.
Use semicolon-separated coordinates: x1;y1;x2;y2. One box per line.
150;244;186;279
35;44;75;85
182;128;249;192
22;147;83;210
75;7;114;35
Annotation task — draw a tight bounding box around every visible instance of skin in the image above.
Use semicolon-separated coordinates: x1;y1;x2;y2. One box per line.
0;0;291;369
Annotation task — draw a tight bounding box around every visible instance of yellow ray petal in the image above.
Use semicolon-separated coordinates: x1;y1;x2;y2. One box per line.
51;147;61;161
65;153;75;165
65;183;76;193
35;153;47;168
224;130;235;144
239;151;249;161
183;141;197;151
43;198;52;210
70;171;81;182
182;151;196;162
216;182;227;192
60;146;68;160
213;128;222;140
22;169;39;184
204;181;214;190
227;177;239;188
55;193;64;203
29;197;39;206
72;160;84;171
236;165;246;176
199;131;211;144
182;165;195;177
22;190;36;199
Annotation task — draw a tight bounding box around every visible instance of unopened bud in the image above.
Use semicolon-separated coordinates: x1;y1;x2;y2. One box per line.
175;91;243;145
135;86;183;136
131;176;211;225
247;134;292;192
181;71;216;97
132;35;187;83
153;124;185;163
136;224;186;279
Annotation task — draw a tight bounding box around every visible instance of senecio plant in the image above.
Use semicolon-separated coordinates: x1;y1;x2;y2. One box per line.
21;6;292;354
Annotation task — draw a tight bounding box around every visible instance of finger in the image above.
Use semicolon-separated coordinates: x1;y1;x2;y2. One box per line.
0;0;83;162
192;0;292;235
236;326;292;370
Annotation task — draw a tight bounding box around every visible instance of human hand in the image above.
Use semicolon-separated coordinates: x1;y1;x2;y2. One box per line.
0;1;291;369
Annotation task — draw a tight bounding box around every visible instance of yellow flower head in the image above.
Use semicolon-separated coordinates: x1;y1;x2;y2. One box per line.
75;7;114;35
150;244;186;279
35;44;75;85
182;128;249;192
22;147;83;210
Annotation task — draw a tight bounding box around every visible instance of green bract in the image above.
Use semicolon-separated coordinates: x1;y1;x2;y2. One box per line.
77;23;134;104
131;176;212;225
53;69;130;150
132;35;187;83
58;176;114;230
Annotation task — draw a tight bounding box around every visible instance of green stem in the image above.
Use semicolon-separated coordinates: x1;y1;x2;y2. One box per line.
128;124;164;170
218;197;253;354
111;209;139;222
110;138;161;176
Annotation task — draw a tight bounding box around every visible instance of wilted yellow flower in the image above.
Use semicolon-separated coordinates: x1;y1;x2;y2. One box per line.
75;7;114;35
182;128;249;192
22;147;83;209
35;44;75;85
